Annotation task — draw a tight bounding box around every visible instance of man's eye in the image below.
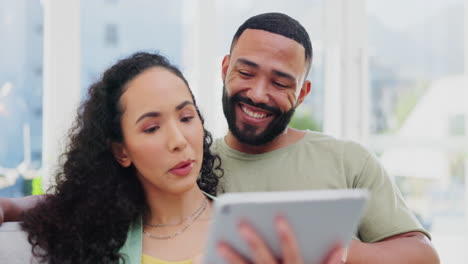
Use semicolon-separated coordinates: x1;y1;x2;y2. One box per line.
239;71;253;77
144;126;159;133
273;81;289;88
181;116;194;122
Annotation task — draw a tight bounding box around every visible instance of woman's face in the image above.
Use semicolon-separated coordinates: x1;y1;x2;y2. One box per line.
113;67;204;195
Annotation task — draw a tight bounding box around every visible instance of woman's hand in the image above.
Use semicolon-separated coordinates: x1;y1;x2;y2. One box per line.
193;253;204;264
217;215;346;264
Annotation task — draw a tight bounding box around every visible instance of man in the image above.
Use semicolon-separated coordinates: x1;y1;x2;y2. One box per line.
1;12;439;264
211;12;439;263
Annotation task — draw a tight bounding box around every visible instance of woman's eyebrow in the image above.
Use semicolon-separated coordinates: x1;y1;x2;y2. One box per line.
135;111;160;124
135;101;194;124
175;100;194;111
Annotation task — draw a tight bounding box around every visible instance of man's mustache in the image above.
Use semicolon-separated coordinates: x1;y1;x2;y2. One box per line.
231;94;282;115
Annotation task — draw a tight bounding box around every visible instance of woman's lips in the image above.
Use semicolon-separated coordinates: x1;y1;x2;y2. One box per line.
169;160;194;176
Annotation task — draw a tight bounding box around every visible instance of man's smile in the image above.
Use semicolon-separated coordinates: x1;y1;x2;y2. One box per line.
239;103;274;120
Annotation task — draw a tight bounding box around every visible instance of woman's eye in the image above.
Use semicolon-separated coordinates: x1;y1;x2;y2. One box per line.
143;126;159;133
181;116;194;122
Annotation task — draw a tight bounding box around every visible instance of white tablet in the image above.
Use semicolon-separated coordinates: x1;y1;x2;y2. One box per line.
204;189;369;263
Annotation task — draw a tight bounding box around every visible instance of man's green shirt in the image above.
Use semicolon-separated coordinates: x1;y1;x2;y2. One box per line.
211;131;429;242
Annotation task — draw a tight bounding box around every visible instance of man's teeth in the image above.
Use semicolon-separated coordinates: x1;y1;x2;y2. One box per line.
241;105;269;119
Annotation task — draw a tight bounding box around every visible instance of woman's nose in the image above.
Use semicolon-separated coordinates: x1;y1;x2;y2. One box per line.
167;122;188;152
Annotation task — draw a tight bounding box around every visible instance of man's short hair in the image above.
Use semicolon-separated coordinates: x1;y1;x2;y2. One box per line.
230;12;313;72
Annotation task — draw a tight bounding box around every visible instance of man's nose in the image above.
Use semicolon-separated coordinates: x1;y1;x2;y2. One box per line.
246;78;270;104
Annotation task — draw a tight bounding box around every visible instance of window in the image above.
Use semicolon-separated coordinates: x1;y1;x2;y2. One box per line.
367;0;467;262
80;0;184;97
0;0;43;196
104;24;119;47
448;114;465;136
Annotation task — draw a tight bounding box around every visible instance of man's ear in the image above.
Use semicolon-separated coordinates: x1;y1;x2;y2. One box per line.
111;142;132;167
296;80;311;107
221;55;230;81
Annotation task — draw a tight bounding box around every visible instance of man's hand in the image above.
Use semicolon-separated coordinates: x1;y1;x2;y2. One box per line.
0;204;4;224
0;198;9;224
0;195;46;224
217;215;345;264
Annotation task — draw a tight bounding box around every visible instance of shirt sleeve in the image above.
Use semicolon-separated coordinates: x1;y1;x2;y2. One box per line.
344;141;430;243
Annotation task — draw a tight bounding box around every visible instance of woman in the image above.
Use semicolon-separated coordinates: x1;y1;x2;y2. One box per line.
21;52;222;264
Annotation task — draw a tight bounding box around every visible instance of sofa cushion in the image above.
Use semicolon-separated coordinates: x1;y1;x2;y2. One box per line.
0;222;38;264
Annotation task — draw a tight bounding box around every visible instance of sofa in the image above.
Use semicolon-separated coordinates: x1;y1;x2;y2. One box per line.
0;222;37;263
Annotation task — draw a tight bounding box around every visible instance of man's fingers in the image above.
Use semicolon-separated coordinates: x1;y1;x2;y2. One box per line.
0;199;5;224
217;242;248;264
239;220;278;263
276;215;303;264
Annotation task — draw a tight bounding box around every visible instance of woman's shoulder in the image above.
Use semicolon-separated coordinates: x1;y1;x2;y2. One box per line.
119;216;143;263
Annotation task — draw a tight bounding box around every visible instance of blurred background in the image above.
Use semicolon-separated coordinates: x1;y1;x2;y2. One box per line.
0;0;466;262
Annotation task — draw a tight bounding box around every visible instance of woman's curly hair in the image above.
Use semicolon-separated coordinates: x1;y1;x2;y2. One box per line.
21;52;223;264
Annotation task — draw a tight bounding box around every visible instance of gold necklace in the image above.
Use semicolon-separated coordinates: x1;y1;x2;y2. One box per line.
144;198;208;228
143;198;208;240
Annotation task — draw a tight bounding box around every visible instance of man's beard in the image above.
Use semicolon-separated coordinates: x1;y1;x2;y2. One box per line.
222;85;296;146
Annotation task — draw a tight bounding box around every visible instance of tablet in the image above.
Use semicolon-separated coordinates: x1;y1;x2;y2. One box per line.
204;189;369;263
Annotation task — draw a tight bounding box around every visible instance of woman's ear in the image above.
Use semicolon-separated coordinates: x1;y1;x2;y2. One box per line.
111;142;132;167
